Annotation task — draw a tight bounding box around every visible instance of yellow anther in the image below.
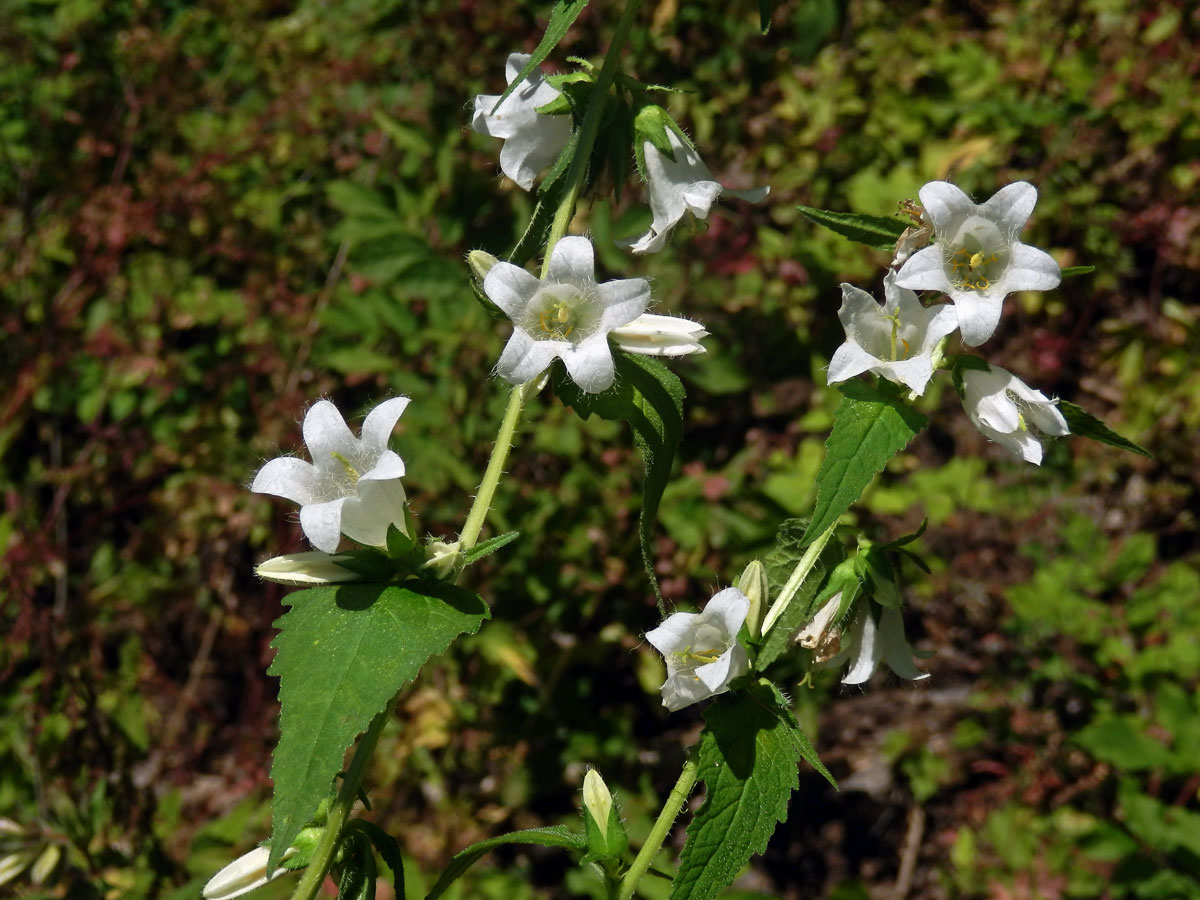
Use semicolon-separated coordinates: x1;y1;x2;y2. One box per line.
969;250;986;270
900;337;911;359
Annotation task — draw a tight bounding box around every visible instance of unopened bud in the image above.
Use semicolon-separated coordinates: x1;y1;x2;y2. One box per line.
203;846;298;900
736;560;768;639
255;552;362;586
422;540;463;580
467;250;499;283
582;769;612;843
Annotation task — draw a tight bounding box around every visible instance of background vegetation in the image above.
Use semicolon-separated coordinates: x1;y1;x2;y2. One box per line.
2;0;1197;897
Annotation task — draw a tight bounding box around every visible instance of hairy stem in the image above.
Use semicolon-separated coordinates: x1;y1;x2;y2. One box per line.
459;381;532;552
616;753;699;900
541;0;644;276
288;704;393;900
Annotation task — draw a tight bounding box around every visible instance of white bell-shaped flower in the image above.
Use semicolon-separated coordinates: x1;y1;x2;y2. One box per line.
483;236;650;393
961;364;1069;465
624;128;769;254
837;604;929;686
894;181;1060;347
827;270;959;396
609;313;708;357
471;52;572;191
251;398;410;553
645;587;751;712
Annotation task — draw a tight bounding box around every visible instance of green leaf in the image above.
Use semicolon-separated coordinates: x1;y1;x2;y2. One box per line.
754;559;824;671
268;583;490;871
801;381;928;546
1059;265;1095;277
489;0;590;113
462;531;520;565
796;205;908;251
1059;401;1152;458
553;352;684;607
348;820;406;900
673;683;833;900
426;827;586;900
757;0;778;32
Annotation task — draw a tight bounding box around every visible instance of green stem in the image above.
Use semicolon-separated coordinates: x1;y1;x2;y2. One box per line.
288;704;393;900
616;754;699;900
540;0;644;277
459;382;531;552
760;521;838;635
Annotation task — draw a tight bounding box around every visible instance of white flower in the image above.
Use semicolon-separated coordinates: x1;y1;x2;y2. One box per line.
203;846;297;900
251;398;410;553
483;236;650;393
837;604;928;686
471;52;572;191
624;129;769;254
609;313;708;357
961;364;1069;465
645;587;751;712
254;551;363;586
794;591;847;662
827;270;959;396
894;181;1061;347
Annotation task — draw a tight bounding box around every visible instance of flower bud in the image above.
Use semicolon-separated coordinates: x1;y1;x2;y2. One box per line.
736;560;768;639
422;539;463;580
583;769;612;843
581;768;627;862
255;552;362;586
467;250;499;284
203;846;297;900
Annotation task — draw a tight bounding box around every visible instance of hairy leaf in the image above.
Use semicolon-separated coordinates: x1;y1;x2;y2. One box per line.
426;827;586;900
1060;401;1151;458
801;380;928;546
553;352;684;607
490;0;590;113
673;682;833;900
796;205;907;251
462;531;521;565
268;583;489;871
1060;265;1096;277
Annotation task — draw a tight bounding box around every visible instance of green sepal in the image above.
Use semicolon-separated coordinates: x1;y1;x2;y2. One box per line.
796;205;908;251
1060;401;1152;458
426;827;587;900
815;556;862;617
462;531;521;565
1060;265;1095;277
855;544;901;609
386;522;415;558
633;103;679;161
488;0;591;114
329;548;395;580
581;801;628;863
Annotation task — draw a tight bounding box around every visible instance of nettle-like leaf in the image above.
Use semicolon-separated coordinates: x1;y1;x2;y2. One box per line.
267;583;490;871
426;827;586;900
801;380;929;546
796;204;908;251
1060;401;1152;458
673;682;834;900
553;351;684;606
490;0;591;113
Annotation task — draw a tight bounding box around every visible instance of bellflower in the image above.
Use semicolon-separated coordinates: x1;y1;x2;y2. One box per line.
609;313;708;357
827;270;959;395
835;604;928;686
203;846;297;900
645;587;751;712
251;398;409;553
483;236;650;393
894;181;1060;347
255;551;363;586
625;128;769;254
471;52;572;191
961;364;1069;465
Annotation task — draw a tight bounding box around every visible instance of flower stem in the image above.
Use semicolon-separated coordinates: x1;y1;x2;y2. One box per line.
541;0;643;276
760;521;838;635
288;703;393;900
459;381;531;553
615;753;699;900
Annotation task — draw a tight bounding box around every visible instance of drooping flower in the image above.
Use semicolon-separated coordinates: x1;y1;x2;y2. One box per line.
894;181;1060;347
838;604;929;685
827;270;959;396
609;313;708;357
251;398;410;553
471;52;572;191
203;846;297;900
483;236;650;393
961;364;1069;465
645;587;751;712
624;127;769;254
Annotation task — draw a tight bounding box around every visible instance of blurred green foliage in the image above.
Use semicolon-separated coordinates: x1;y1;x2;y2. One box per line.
2;0;1197;897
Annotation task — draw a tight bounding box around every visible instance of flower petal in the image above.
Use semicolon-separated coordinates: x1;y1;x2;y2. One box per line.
878;356;936;395
340;479;407;547
878;607;929;680
303;400;359;469
251;457;321;505
484;263;541;318
299;498;349;553
545;235;596;286
1001;244;1061;292
706;587;750;637
645;611;700;656
559;334;616;393
360;448;406;482
496;329;562;385
595;277;650;330
359;397;410;452
950;289;1005;347
978;181;1037;234
827;342;877;385
893;246;953;293
841;609;882;685
917;181;976;235
610;314;708;357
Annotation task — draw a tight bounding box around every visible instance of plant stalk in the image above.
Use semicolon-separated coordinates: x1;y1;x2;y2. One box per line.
459;381;532;553
615;753;699;900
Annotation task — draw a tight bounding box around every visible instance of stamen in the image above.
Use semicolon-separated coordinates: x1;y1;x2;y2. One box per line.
330;451;360;480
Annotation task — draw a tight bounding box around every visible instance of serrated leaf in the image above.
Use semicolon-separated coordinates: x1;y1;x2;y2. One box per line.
801;381;928;546
755;558;824;671
426;827;586;900
553;352;684;606
761;518;809;598
490;0;590;113
462;531;520;564
1060;265;1095;277
796;205;908;251
1060;401;1151;458
268;583;490;871
673;683;832;900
